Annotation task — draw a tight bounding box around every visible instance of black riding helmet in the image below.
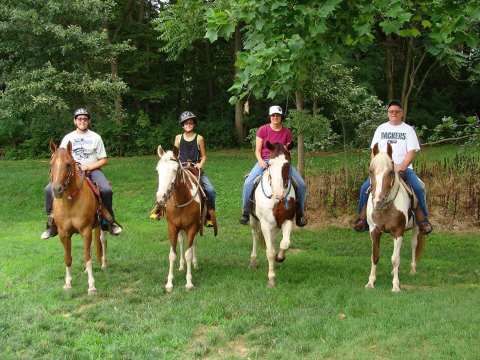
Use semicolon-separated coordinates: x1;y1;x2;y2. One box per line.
74;108;90;119
179;111;197;125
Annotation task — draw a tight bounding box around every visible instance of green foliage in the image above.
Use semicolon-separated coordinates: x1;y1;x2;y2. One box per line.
419;115;480;145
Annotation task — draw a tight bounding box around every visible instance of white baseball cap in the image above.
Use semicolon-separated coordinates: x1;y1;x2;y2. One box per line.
268;105;283;116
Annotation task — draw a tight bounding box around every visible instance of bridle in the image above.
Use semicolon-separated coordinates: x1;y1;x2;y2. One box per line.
50;151;84;199
370;161;400;210
260;162;293;204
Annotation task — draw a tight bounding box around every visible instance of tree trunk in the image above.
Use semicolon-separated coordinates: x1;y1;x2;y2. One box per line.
205;41;214;104
401;38;413;121
385;35;395;100
234;25;244;141
295;91;305;177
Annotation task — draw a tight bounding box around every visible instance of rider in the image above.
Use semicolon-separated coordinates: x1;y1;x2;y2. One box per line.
175;111;217;226
239;105;307;227
41;108;123;239
353;100;433;234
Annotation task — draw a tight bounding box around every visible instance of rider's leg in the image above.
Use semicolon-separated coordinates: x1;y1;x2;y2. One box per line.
240;162;265;224
403;168;432;234
90;170;122;235
354;178;371;232
290;166;307;227
41;183;57;239
200;173;217;229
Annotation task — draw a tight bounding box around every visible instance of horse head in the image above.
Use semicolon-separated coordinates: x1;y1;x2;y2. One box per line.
155;145;180;205
50;140;76;198
266;141;292;201
369;142;395;210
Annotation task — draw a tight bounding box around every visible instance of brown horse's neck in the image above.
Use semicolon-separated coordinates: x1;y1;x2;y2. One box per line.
170;170;194;205
64;167;84;200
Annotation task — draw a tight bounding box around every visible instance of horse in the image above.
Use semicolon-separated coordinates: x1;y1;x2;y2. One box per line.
365;143;426;292
155;145;204;292
49;141;107;295
249;141;296;287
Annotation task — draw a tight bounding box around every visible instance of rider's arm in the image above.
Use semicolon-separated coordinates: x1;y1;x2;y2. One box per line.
395;150;416;172
82;158;107;171
196;135;207;169
255;137;267;168
174;134;181;148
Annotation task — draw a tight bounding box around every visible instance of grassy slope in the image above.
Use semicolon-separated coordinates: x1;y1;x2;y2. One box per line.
0;147;479;359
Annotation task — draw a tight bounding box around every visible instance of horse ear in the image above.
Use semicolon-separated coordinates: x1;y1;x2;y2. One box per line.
386;143;393;159
172;146;179;158
372;143;379;156
286;142;294;150
49;139;57;154
266;141;274;150
66;141;73;154
157;145;164;158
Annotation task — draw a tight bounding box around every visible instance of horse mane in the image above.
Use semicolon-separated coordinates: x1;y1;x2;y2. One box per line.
266;141;292;161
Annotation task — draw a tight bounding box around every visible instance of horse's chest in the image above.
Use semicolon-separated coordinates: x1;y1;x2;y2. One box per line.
371;206;406;235
272;198;295;227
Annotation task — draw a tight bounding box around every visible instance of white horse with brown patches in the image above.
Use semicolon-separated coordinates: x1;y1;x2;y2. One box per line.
365;143;426;292
249;141;296;287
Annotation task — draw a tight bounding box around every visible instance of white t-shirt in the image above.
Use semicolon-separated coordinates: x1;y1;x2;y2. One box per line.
370;122;420;168
60;129;107;165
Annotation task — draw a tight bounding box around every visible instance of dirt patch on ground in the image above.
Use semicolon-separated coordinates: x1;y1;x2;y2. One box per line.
214;337;249;359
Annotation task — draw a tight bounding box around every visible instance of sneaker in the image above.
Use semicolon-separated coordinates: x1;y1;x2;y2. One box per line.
239;213;249;225
40;227;57;240
110;222;123;236
206;219;213;227
353;218;368;232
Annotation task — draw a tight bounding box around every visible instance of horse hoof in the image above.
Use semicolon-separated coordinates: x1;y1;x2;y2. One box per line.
101;264;107;271
63;284;72;291
185;284;194;291
267;279;275;288
178;266;184;271
392;286;401;293
88;288;97;296
249;259;258;269
275;255;285;263
193;263;198;270
165;286;173;293
365;283;375;289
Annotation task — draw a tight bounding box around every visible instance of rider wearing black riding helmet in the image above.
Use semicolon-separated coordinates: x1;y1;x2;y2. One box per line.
41;107;123;239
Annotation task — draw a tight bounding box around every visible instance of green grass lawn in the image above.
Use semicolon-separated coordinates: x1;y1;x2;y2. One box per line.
1;147;479;359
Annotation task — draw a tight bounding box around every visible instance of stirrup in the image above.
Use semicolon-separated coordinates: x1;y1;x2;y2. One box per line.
239;213;249;225
417;220;433;235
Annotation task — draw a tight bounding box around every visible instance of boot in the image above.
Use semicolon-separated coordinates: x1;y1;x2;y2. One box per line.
100;207;123;235
206;208;218;236
414;207;433;235
40;215;58;239
295;202;307;227
353;204;368;232
239;209;250;225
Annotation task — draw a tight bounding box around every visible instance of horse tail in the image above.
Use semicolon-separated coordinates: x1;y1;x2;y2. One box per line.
415;232;426;261
94;226;103;264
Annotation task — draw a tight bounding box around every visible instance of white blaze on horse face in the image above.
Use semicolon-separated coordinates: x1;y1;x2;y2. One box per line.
371;153;393;208
269;154;288;200
156;150;179;203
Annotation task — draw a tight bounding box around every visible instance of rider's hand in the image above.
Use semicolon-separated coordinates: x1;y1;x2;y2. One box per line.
194;163;203;170
81;164;90;171
259;159;268;169
394;164;407;172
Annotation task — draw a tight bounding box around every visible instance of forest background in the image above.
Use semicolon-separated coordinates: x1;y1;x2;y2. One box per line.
1;0;479;160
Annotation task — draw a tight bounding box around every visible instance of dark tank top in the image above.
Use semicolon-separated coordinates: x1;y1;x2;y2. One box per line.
179;134;200;164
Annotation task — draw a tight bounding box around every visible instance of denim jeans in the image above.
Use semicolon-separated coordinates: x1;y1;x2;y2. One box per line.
241;161;306;212
45;169;115;218
357;168;428;217
200;173;216;209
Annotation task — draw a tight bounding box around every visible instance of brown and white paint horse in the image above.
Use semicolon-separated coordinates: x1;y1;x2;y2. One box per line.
155;145;202;292
365;143;425;292
49;141;107;295
249;141;296;287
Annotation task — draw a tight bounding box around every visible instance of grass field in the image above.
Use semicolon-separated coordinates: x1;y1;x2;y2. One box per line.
1;147;479;359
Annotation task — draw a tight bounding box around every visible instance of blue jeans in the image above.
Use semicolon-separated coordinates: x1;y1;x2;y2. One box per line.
45;169;115;218
200;173;216;209
357;168;428;218
241;161;306;212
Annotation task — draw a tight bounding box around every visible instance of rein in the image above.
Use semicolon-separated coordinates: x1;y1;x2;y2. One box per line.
373;171;401;210
50;154;85;199
260;165;293;205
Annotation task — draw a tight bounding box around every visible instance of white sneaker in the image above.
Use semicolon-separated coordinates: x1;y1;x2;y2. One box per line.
110;223;123;235
40;228;55;240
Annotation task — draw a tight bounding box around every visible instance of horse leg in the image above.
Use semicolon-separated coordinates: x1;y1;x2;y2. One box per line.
261;223;276;288
185;227;197;291
100;230;107;270
178;231;185;271
365;227;381;289
391;235;403;292
60;233;73;290
81;227;96;295
276;220;293;263
249;218;260;269
165;226;178;293
410;226;419;274
192;239;198;270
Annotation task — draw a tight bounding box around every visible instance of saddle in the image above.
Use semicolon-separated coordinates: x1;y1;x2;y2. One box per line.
85;176;113;227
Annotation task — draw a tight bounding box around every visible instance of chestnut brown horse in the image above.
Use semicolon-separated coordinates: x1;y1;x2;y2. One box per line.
49;141;107;295
155;145;204;292
365;143;426;292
